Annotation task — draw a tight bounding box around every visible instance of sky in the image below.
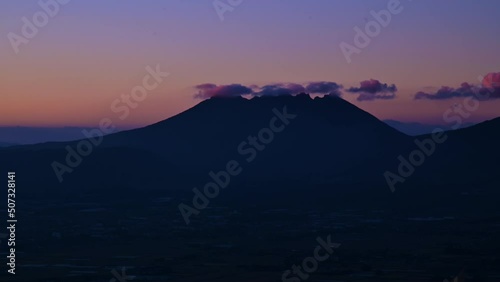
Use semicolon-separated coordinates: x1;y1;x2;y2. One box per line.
1;0;500;127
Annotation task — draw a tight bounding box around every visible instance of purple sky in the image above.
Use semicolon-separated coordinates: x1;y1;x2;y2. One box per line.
1;0;499;127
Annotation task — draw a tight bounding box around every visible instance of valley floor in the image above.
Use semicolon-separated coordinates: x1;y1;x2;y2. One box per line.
2;186;500;282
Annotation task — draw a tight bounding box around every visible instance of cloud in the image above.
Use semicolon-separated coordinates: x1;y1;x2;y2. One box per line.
414;76;500;100
193;79;401;101
356;92;396;101
481;72;500;99
253;83;306;97
482;72;500;89
305;81;343;96
347;79;397;101
414;83;475;100
194;83;253;99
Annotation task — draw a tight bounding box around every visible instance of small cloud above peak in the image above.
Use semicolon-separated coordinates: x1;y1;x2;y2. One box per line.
193;80;399;102
347;79;397;101
305;81;343;97
253;83;306;97
194;83;253;99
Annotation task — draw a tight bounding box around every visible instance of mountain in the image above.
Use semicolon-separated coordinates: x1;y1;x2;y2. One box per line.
0;94;410;196
384;119;475;136
0;126;127;145
381;116;500;201
100;94;411;179
410;117;500;186
0;141;17;147
1;94;499;198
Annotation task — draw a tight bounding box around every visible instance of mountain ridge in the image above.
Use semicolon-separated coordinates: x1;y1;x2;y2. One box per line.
1;94;499;195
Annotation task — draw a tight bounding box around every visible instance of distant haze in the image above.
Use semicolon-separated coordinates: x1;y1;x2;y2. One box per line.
383;120;476;136
0;126;129;145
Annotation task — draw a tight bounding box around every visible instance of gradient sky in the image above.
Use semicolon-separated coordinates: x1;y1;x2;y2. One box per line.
1;0;499;127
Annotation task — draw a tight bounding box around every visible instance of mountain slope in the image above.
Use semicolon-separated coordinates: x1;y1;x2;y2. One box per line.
384;119;475;136
3;95;498;196
100;94;411;179
0;141;17;147
0;94;412;193
383;117;500;197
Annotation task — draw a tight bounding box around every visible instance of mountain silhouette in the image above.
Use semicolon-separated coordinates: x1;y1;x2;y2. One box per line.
407;116;500;189
0;94;498;197
99;94;410;180
384;119;475;136
0;141;17;147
